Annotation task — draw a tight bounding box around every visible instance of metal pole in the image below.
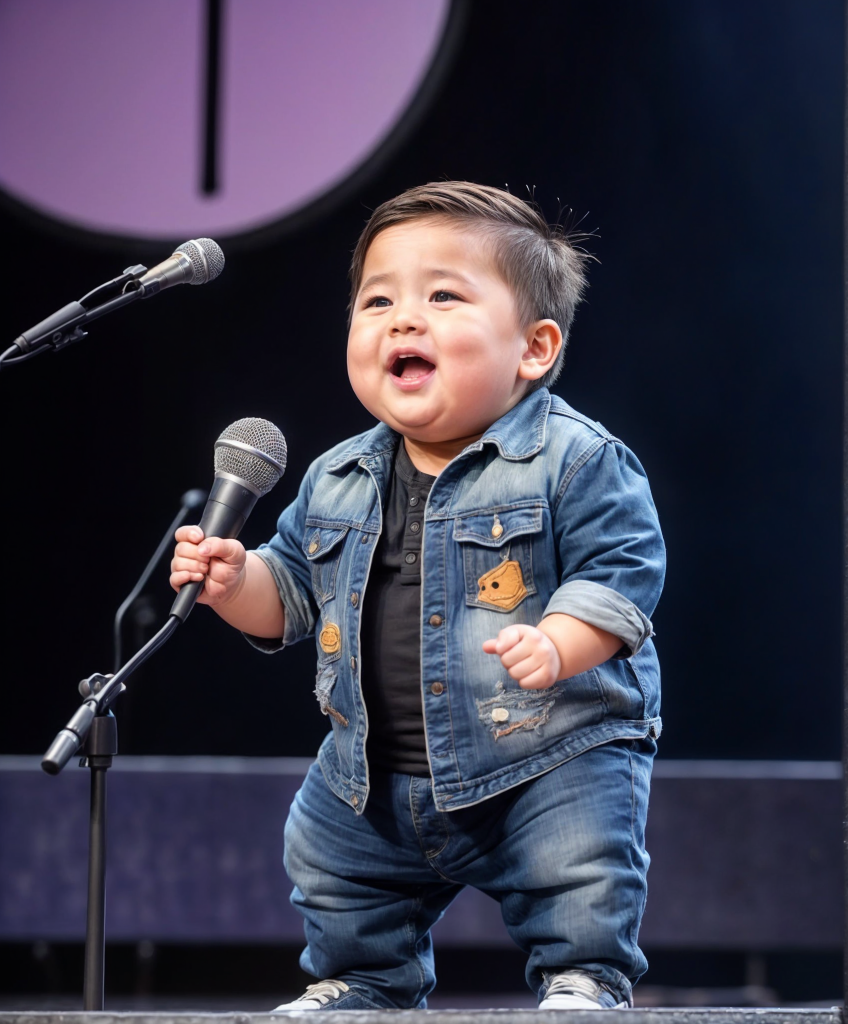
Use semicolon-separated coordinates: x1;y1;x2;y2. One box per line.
81;713;117;1011
83;764;107;1010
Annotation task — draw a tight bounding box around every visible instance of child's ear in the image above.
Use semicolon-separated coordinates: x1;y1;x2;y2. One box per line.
518;320;562;381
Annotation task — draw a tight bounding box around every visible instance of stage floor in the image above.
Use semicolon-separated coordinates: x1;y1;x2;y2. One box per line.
0;1007;842;1024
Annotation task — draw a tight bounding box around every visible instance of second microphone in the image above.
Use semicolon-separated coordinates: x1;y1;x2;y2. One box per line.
170;417;287;622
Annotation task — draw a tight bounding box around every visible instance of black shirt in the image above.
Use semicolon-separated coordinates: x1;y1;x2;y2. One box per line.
359;442;435;776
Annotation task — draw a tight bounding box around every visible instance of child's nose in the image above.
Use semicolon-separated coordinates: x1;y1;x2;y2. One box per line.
389;304;426;334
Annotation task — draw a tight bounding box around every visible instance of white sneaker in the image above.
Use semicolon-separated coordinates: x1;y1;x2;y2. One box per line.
538;970;629;1010
272;979;351;1012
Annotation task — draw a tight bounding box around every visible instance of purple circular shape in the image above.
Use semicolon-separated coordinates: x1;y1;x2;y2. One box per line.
0;0;450;239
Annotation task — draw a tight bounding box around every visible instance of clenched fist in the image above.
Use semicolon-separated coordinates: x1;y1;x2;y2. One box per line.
170;525;247;607
482;624;562;690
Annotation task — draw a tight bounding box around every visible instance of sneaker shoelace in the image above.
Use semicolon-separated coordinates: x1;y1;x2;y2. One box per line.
545;971;604;1001
297;980;350;1005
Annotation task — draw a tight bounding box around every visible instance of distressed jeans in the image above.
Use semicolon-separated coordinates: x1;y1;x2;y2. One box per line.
283;738;654;1009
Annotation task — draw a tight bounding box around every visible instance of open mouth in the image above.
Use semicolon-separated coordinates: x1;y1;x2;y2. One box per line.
389;355;436;380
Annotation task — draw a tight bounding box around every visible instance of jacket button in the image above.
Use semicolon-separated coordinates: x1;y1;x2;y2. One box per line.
429;614;443;627
350;656;356;671
350;592;359;607
430;681;445;695
404;553;417;564
308;540;319;554
351;794;359;807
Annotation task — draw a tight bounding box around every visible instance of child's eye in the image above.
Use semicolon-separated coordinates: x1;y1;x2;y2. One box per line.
364;295;391;308
431;290;459;303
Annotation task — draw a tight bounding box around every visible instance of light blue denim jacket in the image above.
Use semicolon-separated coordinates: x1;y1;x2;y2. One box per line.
251;388;665;813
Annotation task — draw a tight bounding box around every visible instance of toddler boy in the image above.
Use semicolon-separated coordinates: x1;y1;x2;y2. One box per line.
170;182;665;1010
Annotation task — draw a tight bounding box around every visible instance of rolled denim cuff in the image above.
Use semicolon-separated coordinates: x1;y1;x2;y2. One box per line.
241;547;316;654
543;579;654;658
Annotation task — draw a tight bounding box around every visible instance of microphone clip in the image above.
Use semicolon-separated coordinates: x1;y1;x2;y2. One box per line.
78;673;112;698
11;265;149;357
79;265;147;311
52;325;88;352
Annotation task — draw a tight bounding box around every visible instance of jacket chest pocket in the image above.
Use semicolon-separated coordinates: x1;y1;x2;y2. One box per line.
453;506;543;612
303;522;350;607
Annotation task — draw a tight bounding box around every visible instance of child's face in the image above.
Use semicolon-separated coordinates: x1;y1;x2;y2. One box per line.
347;218;533;448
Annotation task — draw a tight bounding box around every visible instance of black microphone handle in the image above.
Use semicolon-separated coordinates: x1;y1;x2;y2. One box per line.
169;476;259;622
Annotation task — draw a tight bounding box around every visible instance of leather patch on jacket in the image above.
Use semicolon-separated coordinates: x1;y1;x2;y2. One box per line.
477;559;528;612
319;622;342;654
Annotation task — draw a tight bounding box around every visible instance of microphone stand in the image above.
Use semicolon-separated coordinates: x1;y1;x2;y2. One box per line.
42;490;205;1011
39;487;206;1007
38;420;280;1009
42;614;180;1007
42;618;180;1011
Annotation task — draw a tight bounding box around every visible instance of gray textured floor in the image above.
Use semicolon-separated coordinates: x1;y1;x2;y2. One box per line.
0;985;818;1013
0;1008;842;1024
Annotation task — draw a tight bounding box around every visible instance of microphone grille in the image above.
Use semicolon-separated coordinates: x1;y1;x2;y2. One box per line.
214;417;287;496
176;238;225;284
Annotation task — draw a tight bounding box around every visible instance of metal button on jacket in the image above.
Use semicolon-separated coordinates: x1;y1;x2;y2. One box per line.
429;614;443;627
431;681;445;695
350;592;359;607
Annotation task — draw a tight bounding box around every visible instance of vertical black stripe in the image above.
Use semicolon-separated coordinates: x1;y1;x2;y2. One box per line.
201;0;223;194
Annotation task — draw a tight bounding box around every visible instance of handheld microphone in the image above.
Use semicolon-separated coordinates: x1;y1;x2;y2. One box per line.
41;425;281;777
170;418;287;622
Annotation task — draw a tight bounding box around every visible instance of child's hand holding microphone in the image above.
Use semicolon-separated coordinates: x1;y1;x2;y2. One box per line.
170;526;248;607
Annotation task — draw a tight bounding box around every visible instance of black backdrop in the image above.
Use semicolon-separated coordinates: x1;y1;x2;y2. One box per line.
2;0;842;762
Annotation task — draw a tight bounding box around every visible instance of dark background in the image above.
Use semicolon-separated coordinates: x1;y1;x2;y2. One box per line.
2;0;842;764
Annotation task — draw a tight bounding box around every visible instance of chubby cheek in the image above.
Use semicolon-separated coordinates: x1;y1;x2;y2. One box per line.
447;323;524;392
448;350;503;393
346;339;382;414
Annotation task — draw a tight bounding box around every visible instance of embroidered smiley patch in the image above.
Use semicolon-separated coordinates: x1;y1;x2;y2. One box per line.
319;622;342;654
477;559;528;612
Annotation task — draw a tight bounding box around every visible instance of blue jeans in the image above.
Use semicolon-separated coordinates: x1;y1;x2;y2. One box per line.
283;739;653;1009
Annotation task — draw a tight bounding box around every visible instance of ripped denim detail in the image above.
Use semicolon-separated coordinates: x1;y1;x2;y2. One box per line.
314;667;349;727
475;679;561;739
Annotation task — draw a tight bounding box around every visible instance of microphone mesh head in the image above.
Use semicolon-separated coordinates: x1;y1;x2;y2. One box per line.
176;238;225;284
214;418;287;496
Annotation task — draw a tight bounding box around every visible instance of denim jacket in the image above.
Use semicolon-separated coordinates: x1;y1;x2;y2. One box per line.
251;389;665;813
